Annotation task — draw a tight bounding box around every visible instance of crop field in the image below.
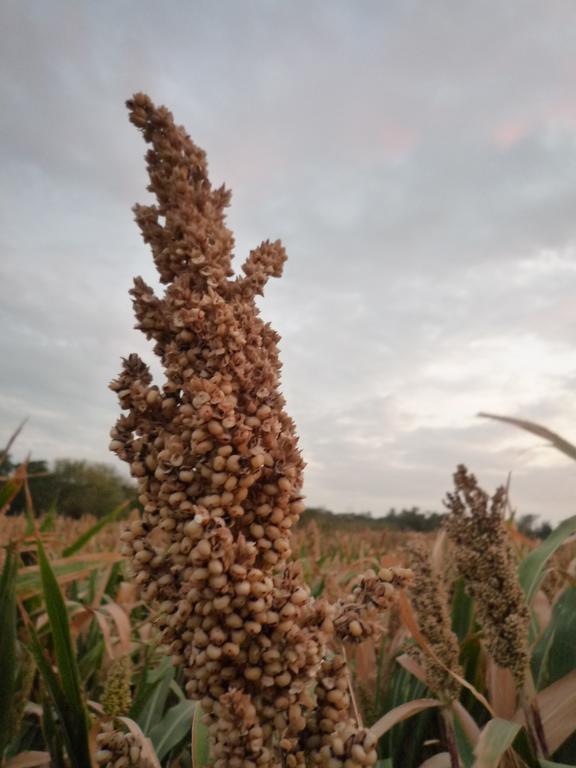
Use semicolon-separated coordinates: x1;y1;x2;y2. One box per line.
1;458;576;768
2;93;576;768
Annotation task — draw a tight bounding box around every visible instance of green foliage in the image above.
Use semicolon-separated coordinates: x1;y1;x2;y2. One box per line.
191;703;210;768
299;505;445;532
0;544;18;762
136;656;176;735
519;514;576;604
2;431;575;768
29;540;91;768
150;700;196;761
5;455;135;518
532;587;576;688
62;499;128;556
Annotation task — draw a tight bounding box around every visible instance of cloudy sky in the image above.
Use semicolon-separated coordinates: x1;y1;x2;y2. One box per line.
2;1;576;522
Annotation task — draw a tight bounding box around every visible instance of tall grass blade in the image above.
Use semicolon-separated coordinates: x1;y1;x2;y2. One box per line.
33;540;91;767
0;463;27;516
0;419;27;467
0;544;18;761
62;500;130;557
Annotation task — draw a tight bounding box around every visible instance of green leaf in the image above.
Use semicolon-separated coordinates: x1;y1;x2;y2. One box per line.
34;539;90;768
40;498;58;532
191;703;210;768
137;656;175;736
0;544;18;760
519;514;576;604
532;587;576;688
16;552;121;598
149;699;195;760
41;694;67;768
453;708;476;768
472;718;521;768
0;477;21;510
539;761;575;768
77;638;104;684
382;665;433;766
62;500;129;557
28;627;76;762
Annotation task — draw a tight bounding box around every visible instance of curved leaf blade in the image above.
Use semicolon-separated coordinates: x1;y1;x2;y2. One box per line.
149;700;195;760
472;718;521;768
62;500;130;557
478;413;576;462
191;703;210;768
369;698;442;740
519;515;576;604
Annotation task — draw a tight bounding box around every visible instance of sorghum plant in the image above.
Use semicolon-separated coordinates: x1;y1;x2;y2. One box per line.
406;540;461;704
109;93;411;768
444;466;529;686
444;466;549;757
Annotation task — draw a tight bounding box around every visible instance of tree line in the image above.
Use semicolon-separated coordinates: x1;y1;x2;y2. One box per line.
1;455;553;537
2;455;136;519
299;505;553;538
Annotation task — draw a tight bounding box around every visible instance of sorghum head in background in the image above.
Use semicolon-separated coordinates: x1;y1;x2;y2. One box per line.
406;539;462;702
444;465;530;686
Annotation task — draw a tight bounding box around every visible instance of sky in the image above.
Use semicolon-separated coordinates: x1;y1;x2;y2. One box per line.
2;0;576;523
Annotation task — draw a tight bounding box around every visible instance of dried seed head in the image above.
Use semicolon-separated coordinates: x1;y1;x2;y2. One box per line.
444;465;530;685
111;93;399;768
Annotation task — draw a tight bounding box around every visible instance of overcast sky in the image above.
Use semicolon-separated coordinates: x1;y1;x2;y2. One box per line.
2;1;576;522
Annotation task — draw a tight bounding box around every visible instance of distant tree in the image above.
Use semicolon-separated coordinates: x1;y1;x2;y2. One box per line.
517;513;552;540
299;505;444;532
5;456;136;518
382;507;444;532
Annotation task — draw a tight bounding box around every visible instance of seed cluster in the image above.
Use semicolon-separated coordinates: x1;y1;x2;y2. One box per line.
334;568;413;643
95;722;152;768
304;655;378;767
406;540;461;702
444;465;530;685
110;93;410;767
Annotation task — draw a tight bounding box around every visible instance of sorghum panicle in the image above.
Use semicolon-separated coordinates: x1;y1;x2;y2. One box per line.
110;93;410;767
444;465;530;685
406;539;462;702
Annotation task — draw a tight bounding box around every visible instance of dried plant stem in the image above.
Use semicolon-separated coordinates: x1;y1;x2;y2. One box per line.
341;643;363;728
441;707;460;768
520;675;549;759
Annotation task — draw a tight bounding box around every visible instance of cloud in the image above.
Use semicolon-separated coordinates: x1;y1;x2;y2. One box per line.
2;0;576;522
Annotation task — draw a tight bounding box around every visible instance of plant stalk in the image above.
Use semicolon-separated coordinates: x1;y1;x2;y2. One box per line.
441;706;460;768
520;674;549;759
